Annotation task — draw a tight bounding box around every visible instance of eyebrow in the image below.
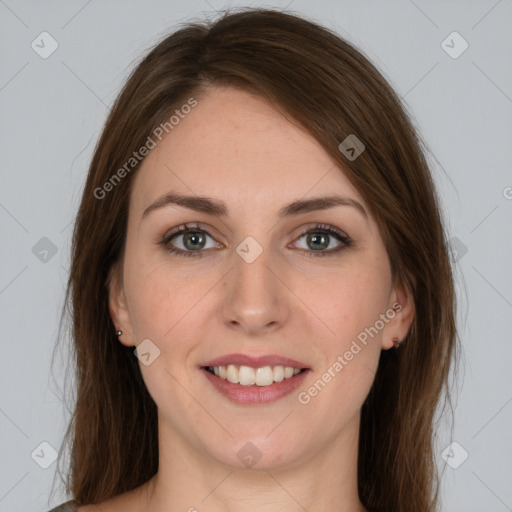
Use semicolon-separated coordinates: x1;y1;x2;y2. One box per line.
141;192;368;221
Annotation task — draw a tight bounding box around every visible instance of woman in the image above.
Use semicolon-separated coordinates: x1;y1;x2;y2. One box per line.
49;7;459;512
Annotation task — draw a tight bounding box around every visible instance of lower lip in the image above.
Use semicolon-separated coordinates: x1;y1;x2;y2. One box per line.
201;368;309;405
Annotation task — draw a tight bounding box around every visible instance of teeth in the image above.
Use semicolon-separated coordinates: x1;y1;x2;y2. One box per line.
226;364;238;384
239;365;256;386
284;366;294;379
273;365;284;382
255;366;273;386
208;364;303;386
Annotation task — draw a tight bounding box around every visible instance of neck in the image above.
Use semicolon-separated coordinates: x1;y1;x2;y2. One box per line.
141;413;367;512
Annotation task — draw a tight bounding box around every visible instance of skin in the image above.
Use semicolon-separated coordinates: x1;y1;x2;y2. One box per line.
84;85;415;512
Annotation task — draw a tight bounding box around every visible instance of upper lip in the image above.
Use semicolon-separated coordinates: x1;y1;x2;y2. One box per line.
202;353;309;369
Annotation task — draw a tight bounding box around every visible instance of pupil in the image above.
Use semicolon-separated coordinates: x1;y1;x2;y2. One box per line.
184;232;204;250
308;233;328;250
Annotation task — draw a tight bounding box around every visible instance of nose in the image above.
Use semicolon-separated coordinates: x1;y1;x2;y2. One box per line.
221;241;290;336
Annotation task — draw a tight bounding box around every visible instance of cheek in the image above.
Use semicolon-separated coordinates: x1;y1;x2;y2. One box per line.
127;274;166;335
302;260;391;346
123;256;201;339
309;260;390;410
123;261;203;400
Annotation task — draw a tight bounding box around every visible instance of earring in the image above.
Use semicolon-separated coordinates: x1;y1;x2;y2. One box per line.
116;330;123;337
392;337;401;349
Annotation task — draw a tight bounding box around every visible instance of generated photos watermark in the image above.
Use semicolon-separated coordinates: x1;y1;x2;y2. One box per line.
297;301;402;405
94;97;198;200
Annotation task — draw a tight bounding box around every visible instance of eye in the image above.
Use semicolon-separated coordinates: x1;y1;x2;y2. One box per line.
291;223;352;257
159;223;220;258
158;222;352;258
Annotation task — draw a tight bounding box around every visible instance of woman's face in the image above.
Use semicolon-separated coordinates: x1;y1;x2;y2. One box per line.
109;85;414;471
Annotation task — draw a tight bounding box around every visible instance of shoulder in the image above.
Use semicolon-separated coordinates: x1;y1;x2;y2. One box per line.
46;500;103;511
47;501;79;512
46;500;109;512
47;479;153;512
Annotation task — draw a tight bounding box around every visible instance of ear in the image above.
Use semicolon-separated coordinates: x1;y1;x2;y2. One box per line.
107;261;135;347
381;274;416;350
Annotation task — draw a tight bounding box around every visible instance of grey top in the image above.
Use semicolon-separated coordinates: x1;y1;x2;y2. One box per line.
47;500;78;511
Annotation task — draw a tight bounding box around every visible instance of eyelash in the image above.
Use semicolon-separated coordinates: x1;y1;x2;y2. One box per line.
158;222;352;258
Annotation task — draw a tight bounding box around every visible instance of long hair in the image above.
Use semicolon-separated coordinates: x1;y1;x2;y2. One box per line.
53;7;459;511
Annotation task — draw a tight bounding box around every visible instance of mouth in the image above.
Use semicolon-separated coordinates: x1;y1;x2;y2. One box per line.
203;364;304;386
200;354;310;404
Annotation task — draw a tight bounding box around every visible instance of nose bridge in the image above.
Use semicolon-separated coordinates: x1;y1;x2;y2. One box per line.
222;235;289;333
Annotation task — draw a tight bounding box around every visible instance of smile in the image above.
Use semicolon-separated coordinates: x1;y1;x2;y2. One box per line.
201;353;310;405
205;364;303;386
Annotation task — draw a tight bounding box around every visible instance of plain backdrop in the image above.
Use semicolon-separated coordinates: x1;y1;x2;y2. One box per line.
0;1;511;511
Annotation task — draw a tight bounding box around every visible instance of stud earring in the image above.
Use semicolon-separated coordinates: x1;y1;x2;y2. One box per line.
116;330;123;337
392;337;401;349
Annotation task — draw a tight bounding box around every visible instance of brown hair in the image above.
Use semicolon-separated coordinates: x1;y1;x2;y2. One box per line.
53;7;459;511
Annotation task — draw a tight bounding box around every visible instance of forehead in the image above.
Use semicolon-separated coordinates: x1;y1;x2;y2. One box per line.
130;86;365;219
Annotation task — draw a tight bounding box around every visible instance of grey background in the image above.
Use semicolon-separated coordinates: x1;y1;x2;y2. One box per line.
0;0;511;511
